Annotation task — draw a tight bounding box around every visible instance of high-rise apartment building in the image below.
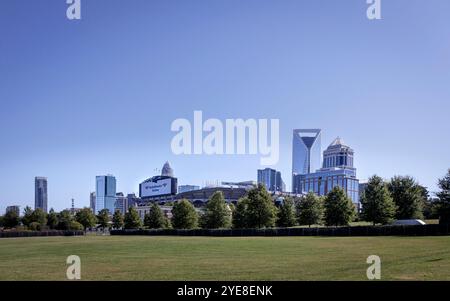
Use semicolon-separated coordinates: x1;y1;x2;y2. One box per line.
90;192;96;213
35;177;48;213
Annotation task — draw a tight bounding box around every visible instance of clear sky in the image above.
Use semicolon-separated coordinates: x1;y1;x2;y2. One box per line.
1;0;449;212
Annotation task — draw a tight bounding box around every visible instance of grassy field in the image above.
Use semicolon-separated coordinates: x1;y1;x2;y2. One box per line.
1;235;449;280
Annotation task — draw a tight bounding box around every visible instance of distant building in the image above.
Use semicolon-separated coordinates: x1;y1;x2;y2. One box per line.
90;192;96;213
35;177;48;213
220;181;256;189
135;205;174;221
257;168;285;192
96;175;117;214
292;137;360;206
66;208;82;215
359;182;368;200
114;192;127;214
127;193;140;209
6;205;20;216
178;185;200;193
175;186;250;207
292;129;321;192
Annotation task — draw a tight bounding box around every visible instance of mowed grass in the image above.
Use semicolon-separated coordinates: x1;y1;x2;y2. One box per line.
1;235;450;280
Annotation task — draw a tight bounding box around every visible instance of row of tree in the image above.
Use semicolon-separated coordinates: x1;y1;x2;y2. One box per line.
0;206;139;231
2;170;449;230
360;172;450;225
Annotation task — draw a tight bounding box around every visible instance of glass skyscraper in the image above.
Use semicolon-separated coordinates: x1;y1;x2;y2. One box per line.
292;129;321;193
35;177;48;213
95;175;116;214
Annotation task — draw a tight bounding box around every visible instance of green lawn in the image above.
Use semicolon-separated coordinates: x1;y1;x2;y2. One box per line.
0;235;449;280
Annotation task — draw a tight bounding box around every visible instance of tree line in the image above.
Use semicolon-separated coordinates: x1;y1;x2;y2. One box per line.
1;169;449;230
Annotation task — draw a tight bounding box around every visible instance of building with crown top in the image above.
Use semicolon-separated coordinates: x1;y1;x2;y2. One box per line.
292;136;360;209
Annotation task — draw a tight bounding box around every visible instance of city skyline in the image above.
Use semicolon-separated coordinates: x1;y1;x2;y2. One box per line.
1;1;450;212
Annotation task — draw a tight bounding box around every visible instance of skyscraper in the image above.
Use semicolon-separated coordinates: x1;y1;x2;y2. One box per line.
90;192;96;213
95;175;116;214
257;168;285;192
322;137;354;170
292;129;321;193
292;137;360;206
35;177;48;213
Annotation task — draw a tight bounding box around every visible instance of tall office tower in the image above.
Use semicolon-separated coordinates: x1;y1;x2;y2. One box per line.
292;129;321;193
35;177;48;213
95;175;117;214
257;168;284;192
90;192;96;213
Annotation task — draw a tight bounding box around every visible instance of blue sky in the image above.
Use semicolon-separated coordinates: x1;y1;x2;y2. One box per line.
1;0;449;212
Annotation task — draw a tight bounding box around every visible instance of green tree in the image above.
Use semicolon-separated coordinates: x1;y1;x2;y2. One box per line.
0;215;4;227
96;209;110;230
436;169;450;224
29;222;42;231
112;210;124;229
360;175;397;225
144;203;169;229
57;210;73;230
388;176;425;219
245;184;277;228
47;208;59;229
124;206;142;229
324;186;356;226
200;191;231;229
423;198;440;220
30;208;47;227
171;199;198;229
276;198;297;227
3;210;20;228
296;192;324;227
232;198;248;229
69;221;84;231
21;206;33;227
75;208;97;230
